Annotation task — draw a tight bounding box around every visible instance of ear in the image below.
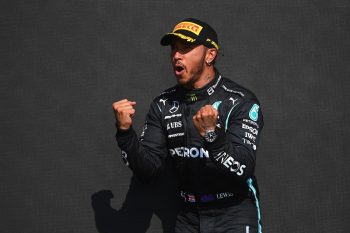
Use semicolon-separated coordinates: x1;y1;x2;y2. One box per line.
205;48;218;64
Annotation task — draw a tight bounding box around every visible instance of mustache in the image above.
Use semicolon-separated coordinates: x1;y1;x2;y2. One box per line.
173;60;185;67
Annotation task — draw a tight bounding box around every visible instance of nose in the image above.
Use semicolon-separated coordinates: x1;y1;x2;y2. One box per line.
172;49;182;61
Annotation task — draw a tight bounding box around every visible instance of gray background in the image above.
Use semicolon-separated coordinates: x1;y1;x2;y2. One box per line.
1;1;349;233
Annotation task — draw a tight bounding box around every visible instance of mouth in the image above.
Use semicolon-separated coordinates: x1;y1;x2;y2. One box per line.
174;63;185;76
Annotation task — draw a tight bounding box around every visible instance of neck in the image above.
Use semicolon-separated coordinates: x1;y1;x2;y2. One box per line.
192;67;216;89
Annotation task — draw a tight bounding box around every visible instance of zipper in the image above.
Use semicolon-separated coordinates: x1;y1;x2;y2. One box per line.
182;102;191;147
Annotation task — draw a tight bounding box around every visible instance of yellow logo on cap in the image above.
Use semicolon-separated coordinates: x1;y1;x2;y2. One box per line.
173;21;203;35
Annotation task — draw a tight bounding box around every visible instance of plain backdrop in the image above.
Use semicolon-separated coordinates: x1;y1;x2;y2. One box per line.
1;1;349;233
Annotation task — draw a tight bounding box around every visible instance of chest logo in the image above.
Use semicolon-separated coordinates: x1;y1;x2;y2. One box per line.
169;101;180;113
229;97;239;105
159;98;167;105
167;121;182;130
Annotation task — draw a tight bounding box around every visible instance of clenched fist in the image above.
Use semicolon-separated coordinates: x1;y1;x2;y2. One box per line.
112;99;136;130
192;105;218;137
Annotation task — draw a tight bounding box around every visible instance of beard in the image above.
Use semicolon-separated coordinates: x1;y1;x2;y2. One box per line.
176;55;206;89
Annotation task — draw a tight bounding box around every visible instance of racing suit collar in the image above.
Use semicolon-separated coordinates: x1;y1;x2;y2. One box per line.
181;70;222;103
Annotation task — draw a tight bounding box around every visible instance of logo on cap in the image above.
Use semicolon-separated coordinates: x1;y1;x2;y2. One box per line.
173;21;203;35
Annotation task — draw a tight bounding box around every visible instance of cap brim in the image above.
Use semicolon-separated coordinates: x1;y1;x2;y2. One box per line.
160;33;198;46
160;34;173;46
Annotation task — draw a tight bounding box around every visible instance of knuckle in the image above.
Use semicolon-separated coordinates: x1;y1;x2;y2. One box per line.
117;107;126;113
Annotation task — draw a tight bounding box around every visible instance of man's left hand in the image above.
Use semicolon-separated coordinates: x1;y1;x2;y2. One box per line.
192;105;218;137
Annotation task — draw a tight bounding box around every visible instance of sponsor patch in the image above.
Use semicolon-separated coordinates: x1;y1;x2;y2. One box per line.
229;97;239;106
221;85;245;97
187;194;196;202
159;98;167;105
242;123;258;135
167;121;182;130
216;192;234;199
173;21;203;35
120;150;129;166
245;132;256;142
243;118;259;128
169;147;209;158
201;194;215;203
207;87;215;95
164;113;182;119
213;151;246;176
159;87;176;96
169;101;179;113
249;104;259;121
188;94;198;102
242;138;257;150
207;75;222;95
168;133;185;138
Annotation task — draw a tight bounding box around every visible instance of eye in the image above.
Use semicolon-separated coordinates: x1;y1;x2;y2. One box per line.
182;44;196;53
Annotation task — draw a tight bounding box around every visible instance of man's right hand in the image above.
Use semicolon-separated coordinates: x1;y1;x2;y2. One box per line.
112;99;136;130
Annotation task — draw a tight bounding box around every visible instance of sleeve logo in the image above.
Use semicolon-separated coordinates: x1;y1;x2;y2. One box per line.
120;150;129;166
249;104;259;121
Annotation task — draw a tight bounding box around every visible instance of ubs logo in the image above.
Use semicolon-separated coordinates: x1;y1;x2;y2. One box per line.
169;101;179;113
167;121;182;130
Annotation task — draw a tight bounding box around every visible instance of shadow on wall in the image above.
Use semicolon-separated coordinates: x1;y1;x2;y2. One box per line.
91;164;178;233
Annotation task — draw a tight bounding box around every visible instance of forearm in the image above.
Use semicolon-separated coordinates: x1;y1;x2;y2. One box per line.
116;127;164;183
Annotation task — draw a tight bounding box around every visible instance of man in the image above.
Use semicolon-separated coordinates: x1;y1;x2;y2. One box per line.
113;18;264;233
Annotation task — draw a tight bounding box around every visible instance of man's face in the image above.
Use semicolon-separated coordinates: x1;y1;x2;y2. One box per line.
170;39;208;88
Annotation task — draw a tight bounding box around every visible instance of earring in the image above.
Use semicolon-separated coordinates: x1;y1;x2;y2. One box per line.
206;60;211;66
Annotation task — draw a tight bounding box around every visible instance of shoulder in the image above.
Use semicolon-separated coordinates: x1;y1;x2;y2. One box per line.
217;77;264;128
217;76;263;118
153;85;180;103
219;77;259;102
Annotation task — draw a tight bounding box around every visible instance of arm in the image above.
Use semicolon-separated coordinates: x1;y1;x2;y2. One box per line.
113;99;168;183
193;99;263;180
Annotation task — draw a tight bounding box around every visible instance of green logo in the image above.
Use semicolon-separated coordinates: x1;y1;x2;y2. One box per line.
249;104;259;121
189;94;197;102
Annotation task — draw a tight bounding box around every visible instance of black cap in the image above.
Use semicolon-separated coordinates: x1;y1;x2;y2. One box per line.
160;18;219;50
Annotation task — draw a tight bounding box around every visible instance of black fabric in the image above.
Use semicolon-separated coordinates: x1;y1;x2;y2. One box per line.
175;198;258;233
116;70;264;230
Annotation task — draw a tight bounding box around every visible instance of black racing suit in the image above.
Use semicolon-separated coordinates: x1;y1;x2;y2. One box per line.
116;71;264;233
